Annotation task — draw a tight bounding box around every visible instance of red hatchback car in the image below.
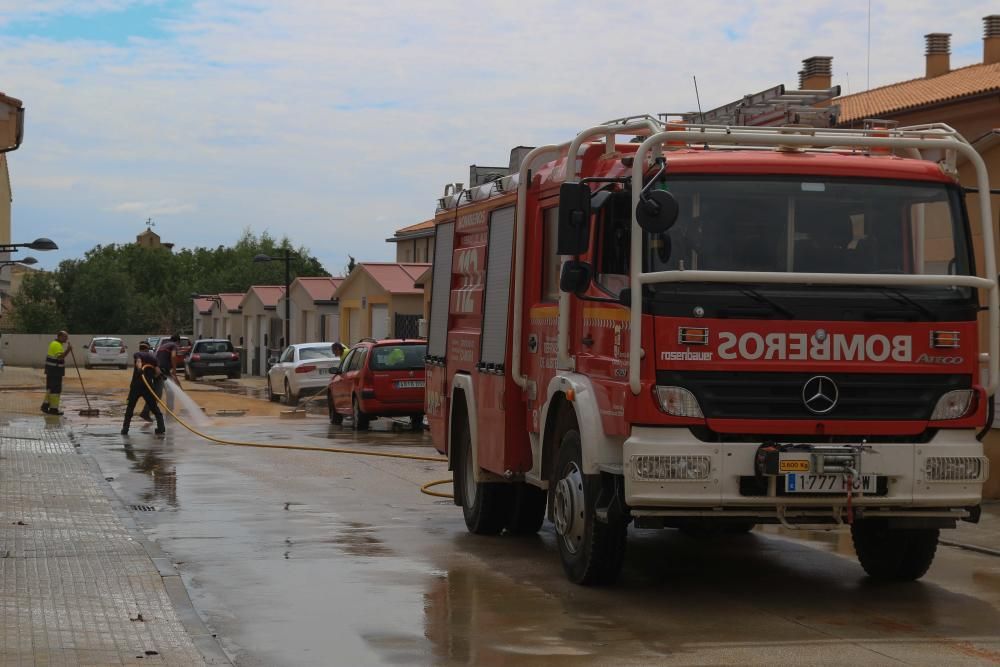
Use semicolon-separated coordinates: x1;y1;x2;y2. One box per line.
328;339;427;430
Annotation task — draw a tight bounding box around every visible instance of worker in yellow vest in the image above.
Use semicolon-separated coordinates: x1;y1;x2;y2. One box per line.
41;330;72;415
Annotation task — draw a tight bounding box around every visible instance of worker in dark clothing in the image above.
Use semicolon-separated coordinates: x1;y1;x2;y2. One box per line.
42;330;72;415
122;342;165;436
140;334;179;422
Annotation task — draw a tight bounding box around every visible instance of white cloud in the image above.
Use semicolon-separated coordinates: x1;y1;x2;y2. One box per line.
5;0;999;271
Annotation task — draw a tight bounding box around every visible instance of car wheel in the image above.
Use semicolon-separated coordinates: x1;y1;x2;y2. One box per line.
409;414;424;431
119;364;127;370
84;363;92;370
352;396;369;430
284;379;297;406
228;372;241;379
328;393;343;425
266;378;280;402
553;429;627;585
184;368;193;381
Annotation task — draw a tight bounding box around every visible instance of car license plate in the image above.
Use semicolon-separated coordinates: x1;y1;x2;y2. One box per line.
209;362;224;367
396;380;424;389
785;473;876;493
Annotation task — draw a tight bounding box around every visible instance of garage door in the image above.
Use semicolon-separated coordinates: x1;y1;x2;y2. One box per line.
349;308;361;345
371;304;389;340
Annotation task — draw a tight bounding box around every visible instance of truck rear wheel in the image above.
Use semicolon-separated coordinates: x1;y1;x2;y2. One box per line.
454;413;509;535
505;483;546;535
851;519;939;581
553;430;626;585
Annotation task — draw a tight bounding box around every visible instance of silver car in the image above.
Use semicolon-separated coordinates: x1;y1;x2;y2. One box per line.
84;337;129;369
266;343;342;405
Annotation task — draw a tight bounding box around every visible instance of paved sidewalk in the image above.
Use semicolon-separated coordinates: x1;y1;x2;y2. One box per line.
0;389;214;665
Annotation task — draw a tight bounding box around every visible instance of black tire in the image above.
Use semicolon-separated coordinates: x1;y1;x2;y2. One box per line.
119;364;127;370
228;372;241;380
851;519;939;582
553;430;627;585
453;409;509;534
352;396;369;430
284;379;297;406
328;394;343;425
409;414;424;431
84;363;92;370
505;483;546;535
184;367;193;381
266;378;280;402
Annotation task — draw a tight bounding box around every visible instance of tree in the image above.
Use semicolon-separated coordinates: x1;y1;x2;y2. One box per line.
9;230;332;334
10;271;64;333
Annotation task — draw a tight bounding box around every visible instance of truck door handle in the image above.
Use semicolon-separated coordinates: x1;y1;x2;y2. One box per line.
582;334;594;347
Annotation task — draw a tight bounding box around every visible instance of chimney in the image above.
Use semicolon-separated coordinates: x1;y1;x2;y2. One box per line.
800;56;832;90
985;15;1000;65
925;33;951;77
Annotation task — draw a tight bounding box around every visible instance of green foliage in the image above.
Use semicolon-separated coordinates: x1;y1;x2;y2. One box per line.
12;230;330;334
10;271;65;333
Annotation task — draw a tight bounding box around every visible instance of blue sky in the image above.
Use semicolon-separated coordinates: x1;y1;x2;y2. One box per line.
2;0;998;273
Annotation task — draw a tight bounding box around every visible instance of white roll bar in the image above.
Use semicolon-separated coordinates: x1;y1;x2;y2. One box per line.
628;127;999;396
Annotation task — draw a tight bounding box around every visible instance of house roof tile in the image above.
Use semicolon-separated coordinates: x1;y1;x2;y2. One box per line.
836;61;1000;124
363;263;431;294
217;293;244;313
194;297;215;315
294;276;344;302
240;285;285;309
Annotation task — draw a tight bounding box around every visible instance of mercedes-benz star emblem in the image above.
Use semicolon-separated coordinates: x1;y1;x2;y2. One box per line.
802;376;838;414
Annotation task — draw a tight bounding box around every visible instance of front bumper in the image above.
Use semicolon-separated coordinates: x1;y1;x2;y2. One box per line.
622;427;987;516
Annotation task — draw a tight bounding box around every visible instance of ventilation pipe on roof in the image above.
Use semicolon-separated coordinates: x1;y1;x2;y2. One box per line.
925;33;951;77
985;15;1000;65
800;56;832;90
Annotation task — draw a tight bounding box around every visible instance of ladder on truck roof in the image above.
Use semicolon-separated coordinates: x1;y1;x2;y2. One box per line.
668;84;842;128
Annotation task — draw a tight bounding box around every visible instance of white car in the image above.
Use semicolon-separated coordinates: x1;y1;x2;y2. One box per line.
84;336;128;369
266;343;342;405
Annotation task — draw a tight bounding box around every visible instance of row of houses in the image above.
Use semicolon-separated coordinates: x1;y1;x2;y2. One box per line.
192;260;431;376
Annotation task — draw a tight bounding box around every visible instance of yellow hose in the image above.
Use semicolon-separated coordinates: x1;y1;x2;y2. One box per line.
139;373;454;498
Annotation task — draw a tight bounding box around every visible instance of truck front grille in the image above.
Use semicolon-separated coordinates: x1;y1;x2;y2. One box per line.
657;371;969;421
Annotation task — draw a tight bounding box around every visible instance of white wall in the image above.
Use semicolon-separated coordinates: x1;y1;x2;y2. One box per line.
0;333;160;367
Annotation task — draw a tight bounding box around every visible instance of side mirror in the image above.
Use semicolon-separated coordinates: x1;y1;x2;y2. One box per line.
330;366;341;376
636;189;679;234
559;259;593;294
557;182;592;255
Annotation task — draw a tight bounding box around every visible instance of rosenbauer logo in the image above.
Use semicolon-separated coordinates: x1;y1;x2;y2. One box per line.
716;332;912;362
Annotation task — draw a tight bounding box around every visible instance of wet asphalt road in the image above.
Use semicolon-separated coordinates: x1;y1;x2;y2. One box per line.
69;405;1000;666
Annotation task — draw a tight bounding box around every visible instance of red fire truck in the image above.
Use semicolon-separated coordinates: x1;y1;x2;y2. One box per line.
424;117;997;585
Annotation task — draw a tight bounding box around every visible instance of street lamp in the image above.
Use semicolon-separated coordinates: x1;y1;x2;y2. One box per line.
253;250;297;347
0;238;58;253
0;256;38;269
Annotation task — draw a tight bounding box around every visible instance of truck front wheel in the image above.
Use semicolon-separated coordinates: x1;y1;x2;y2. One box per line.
454;414;509;535
553;430;626;585
851;519;939;581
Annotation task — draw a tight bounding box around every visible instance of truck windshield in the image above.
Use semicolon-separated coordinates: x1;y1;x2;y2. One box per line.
638;177;976;319
647;177;971;277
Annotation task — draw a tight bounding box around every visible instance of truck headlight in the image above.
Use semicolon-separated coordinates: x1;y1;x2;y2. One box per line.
653;386;704;418
925;456;988;482
930;390;974;420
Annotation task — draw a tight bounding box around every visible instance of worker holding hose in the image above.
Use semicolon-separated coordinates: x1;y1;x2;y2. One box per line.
140;333;179;422
41;330;72;415
121;342;165;436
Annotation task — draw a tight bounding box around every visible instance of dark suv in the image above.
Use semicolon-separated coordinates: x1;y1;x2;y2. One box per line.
184;339;241;380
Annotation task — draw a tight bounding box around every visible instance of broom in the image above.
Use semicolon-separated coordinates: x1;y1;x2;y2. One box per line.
69;348;100;416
